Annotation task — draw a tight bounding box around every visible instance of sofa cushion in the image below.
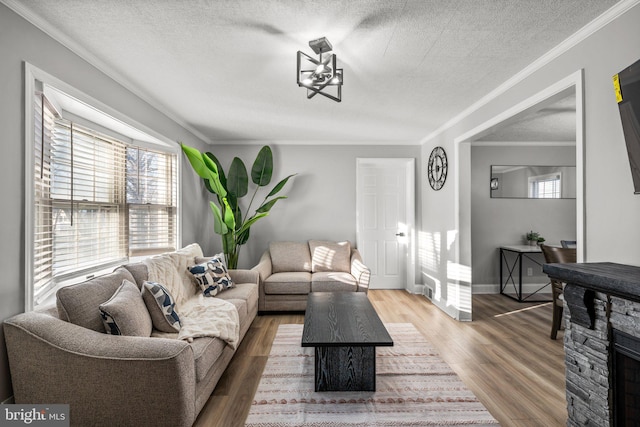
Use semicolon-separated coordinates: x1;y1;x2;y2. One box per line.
188;255;234;297
99;280;153;337
223;299;248;323
141;281;181;333
56;267;137;332
309;240;352;273
311;272;358;292
264;272;312;295
121;262;148;287
216;283;259;315
189;337;226;383
269;241;311;273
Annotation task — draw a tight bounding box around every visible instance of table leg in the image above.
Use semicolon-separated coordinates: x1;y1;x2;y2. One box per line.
314;346;376;391
500;248;504;294
518;252;523;301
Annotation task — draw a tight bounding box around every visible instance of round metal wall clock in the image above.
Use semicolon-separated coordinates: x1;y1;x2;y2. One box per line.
427;146;448;191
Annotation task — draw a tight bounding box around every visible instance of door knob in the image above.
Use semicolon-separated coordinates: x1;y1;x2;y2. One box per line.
395;232;405;237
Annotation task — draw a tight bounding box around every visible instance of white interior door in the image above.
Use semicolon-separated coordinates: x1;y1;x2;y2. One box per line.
356;158;415;290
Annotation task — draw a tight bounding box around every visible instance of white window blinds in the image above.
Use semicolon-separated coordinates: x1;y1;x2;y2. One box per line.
126;147;177;256
32;92;177;300
529;174;562;199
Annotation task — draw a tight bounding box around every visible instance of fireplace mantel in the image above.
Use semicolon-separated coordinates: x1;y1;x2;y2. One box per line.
543;262;640;329
543;262;640;303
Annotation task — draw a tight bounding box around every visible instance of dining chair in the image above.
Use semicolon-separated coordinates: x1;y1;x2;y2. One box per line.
560;240;577;248
540;244;577;340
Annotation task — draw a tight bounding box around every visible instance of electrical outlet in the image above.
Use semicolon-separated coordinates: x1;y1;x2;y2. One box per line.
527;267;533;276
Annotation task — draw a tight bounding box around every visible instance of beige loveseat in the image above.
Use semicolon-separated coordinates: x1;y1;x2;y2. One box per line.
253;240;370;312
3;244;258;427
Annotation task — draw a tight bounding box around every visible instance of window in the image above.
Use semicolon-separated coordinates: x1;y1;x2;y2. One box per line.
528;173;562;198
28;69;179;308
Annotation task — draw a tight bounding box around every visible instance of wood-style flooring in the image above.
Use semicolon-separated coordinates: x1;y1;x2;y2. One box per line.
194;291;566;427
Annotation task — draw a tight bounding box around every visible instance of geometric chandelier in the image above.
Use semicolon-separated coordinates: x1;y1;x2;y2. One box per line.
296;37;343;102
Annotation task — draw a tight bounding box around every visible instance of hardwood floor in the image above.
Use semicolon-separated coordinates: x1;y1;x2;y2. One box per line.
194;291;566;427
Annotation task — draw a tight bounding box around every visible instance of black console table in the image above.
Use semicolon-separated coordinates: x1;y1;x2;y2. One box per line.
500;245;550;302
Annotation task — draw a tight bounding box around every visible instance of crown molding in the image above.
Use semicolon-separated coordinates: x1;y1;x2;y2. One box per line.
210;139;421;146
1;0;213;144
470;141;576;147
420;0;640;146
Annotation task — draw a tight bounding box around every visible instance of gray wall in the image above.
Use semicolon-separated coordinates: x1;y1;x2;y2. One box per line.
195;144;421;269
420;3;640;320
470;145;577;289
0;5;210;401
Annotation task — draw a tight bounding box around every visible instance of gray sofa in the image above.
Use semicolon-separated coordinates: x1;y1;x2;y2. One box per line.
253;240;371;312
3;244;258;427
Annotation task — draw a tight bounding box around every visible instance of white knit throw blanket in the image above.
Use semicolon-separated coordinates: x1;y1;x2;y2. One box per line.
144;247;240;349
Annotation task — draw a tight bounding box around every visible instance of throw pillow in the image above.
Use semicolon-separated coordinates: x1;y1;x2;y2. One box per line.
141;281;181;333
269;241;312;273
188;255;234;297
309;240;352;273
99;280;153;337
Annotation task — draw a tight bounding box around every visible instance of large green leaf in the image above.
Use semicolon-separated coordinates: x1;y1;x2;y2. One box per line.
251;146;273;186
202;154;227;196
181;144;212;180
221;197;236;230
267;174;296;197
228;157;248;197
203;178;215;194
237;212;269;236
257;196;287;213
181;144;226;196
205;152;227;189
209;201;228;235
237;227;250;245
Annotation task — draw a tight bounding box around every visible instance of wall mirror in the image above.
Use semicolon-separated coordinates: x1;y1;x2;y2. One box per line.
490;165;576;199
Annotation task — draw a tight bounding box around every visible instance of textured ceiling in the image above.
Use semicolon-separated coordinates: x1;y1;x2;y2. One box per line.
478;93;577;142
4;0;619;144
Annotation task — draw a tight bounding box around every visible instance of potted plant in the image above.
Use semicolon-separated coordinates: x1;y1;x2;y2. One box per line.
525;230;540;246
181;143;295;269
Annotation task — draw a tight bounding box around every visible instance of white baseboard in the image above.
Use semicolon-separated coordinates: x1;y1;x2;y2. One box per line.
472;284;500;294
472;283;551;294
406;283;425;295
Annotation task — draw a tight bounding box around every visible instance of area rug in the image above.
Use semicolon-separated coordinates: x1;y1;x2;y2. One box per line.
245;323;499;426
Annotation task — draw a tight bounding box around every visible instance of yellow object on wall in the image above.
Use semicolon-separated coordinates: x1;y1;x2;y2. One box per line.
613;73;623;103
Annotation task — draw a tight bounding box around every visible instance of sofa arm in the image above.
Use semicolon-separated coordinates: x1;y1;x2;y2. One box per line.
351;249;371;293
4;312;196;427
229;268;259;285
252;251;272;282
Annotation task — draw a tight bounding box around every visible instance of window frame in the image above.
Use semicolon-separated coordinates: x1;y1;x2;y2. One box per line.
528;172;562;199
25;63;181;311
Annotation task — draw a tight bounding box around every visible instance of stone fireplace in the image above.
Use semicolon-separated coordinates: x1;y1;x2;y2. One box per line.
612;329;640;425
543;262;640;427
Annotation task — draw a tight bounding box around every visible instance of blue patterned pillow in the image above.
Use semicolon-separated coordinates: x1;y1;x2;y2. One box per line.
100;310;120;335
141;281;181;333
188;255;234;297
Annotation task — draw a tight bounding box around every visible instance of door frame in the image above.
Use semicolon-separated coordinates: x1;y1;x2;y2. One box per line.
454;70;585;297
356;158;416;292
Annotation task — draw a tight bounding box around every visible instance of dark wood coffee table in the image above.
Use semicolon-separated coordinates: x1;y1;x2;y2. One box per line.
301;292;393;392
